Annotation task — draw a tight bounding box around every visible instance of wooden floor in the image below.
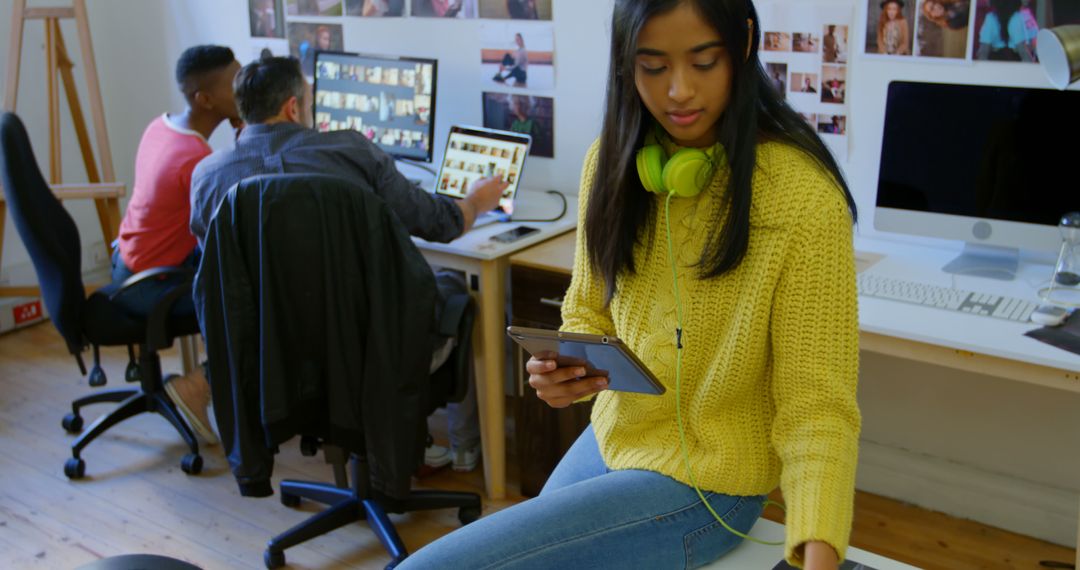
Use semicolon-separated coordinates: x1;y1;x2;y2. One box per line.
0;322;1073;569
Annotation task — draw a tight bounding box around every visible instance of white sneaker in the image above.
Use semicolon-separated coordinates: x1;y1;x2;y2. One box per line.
452;445;480;472
424;443;452;468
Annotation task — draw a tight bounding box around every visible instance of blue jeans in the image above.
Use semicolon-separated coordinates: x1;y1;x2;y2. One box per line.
109;247;198;318
398;426;765;569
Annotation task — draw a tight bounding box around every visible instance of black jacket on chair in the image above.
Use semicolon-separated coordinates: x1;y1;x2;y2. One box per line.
194;174;436;500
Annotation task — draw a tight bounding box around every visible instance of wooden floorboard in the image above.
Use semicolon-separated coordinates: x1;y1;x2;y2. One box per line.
0;321;1073;569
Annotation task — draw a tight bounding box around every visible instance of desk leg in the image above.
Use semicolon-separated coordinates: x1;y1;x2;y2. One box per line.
179;335;199;376
475;258;507;500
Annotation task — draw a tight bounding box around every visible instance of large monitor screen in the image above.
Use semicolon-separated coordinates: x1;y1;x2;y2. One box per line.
877;81;1078;230
313;51;437;162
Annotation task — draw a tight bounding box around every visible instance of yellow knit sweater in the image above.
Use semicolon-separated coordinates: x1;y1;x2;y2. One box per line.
561;139;861;566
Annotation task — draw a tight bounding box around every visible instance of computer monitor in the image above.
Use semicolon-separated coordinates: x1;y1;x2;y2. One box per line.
313;51;437;163
876;81;1079;280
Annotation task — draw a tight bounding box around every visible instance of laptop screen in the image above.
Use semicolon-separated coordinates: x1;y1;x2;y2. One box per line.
436;125;531;215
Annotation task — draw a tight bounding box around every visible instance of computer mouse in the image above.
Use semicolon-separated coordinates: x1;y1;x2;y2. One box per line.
1030;304;1070;327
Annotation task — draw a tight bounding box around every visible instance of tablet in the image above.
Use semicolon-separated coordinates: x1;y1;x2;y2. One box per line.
436;125;531;215
506;326;666;396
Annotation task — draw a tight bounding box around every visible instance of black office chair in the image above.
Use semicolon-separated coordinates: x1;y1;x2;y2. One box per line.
194;174;481;569
0;112;204;478
266;293;481;570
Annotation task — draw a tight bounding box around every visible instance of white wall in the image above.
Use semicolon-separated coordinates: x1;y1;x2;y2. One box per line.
0;0;1075;547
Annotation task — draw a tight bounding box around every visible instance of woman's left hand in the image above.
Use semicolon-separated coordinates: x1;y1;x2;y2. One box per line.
802;541;838;570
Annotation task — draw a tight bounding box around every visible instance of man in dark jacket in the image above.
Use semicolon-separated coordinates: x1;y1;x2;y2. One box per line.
190;56;499;473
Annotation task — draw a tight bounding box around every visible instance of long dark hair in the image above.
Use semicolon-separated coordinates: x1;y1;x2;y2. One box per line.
586;0;857;300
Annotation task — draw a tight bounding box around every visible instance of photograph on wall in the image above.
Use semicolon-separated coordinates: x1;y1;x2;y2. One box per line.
250;0;285;38
758;1;854;161
250;39;290;64
823;24;849;62
791;72;819;94
794;32;820;52
288;23;345;78
914;0;971;59
346;0;405;16
287;0;344;16
866;0;915;56
479;0;553;20
479;22;555;91
817;114;847;135
482;92;554;158
972;0;1080;62
411;0;478;18
763;31;793;51
765;62;788;98
820;65;847;104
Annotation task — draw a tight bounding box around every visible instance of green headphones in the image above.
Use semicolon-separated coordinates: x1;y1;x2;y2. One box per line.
635;128;725;198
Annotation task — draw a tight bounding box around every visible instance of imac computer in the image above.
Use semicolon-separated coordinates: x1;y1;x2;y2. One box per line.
312;51;437;163
875;81;1079;280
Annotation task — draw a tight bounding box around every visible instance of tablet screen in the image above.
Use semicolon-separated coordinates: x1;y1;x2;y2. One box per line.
554;341;663;395
436;126;530;214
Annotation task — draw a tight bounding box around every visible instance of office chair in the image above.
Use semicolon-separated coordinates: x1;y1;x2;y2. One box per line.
266;293;481;570
0;112;204;479
194;174;481;569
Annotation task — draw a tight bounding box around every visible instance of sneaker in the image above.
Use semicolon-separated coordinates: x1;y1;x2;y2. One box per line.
164;370;218;445
452;445;480;472
424;443;452;469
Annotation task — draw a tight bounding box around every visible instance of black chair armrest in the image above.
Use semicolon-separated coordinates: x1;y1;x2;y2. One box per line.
443;294;475;404
111;265;195;299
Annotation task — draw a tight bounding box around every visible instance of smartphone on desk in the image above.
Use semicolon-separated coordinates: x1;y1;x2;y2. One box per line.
490;225;539;244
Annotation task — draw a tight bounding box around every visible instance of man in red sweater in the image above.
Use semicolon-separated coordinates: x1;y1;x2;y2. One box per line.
110;45;241;444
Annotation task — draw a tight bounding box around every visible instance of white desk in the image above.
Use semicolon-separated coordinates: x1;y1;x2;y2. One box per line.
855;236;1080;394
702;519;918;569
413;189;577;499
855;236;1080;566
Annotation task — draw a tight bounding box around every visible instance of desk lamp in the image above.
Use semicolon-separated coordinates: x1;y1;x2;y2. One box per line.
1037;25;1080;90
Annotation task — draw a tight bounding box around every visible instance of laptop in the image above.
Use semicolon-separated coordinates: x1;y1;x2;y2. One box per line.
435;125;532;228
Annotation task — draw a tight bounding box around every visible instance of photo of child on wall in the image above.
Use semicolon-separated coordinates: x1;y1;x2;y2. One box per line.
916;0;970;58
817;114;847;135
867;0;914;55
791;72;820;94
482;92;554;158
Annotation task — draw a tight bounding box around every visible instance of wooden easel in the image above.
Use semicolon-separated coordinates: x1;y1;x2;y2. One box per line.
0;0;125;297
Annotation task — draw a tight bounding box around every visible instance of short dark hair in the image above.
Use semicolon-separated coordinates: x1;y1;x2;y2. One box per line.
234;56;306;124
175;45;236;101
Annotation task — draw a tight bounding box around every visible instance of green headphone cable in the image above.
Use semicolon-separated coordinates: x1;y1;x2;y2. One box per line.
663;192;786;546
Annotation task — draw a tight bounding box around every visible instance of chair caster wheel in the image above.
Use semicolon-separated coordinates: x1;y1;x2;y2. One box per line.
62;413;83;433
264;549;285;569
280;492;301;508
64;457;86;479
458;505;481;525
125;361;141;383
180;453;203;475
88;365;107;387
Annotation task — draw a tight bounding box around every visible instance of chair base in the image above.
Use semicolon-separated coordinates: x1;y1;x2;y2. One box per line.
265;455;481;569
61;351;201;479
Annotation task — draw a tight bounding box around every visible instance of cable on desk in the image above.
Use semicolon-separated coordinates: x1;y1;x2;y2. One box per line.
509;190;568;223
396;158;438;177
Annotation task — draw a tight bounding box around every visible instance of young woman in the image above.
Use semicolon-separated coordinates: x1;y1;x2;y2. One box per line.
401;1;860;568
878;0;911;55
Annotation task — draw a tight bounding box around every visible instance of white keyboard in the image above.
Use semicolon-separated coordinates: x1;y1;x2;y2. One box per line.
856;273;1039;322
